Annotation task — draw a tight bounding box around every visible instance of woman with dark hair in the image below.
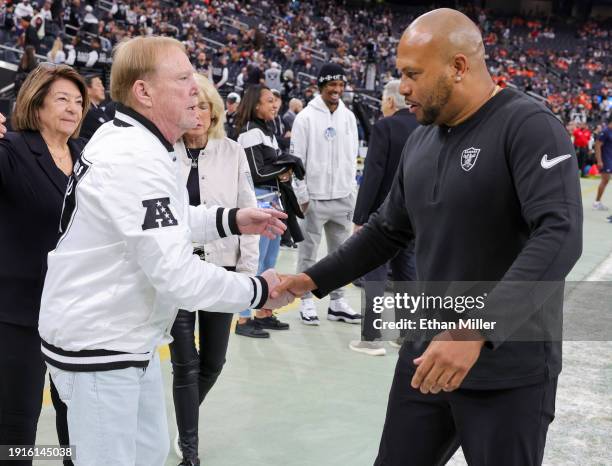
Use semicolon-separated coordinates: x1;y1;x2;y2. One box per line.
14;45;38;96
234;84;292;337
0;63;89;466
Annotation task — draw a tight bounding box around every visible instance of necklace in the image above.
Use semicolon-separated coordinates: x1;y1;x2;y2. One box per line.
49;147;71;166
187;148;200;168
49;148;72;176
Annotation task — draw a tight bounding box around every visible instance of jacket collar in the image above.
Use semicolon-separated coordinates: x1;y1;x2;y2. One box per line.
251;118;273;135
113;103;174;152
22;130;82;195
175;137;221;168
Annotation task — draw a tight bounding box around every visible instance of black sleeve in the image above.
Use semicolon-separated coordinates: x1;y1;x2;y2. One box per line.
244;143;288;184
307;154;415;297
353;120;389;225
481;111;583;347
0;137;16;193
0;143;7;192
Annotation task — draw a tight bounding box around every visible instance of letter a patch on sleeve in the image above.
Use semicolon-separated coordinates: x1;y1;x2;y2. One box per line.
141;197;178;230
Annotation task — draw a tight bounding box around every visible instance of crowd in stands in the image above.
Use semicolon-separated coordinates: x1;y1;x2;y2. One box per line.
0;1;610;139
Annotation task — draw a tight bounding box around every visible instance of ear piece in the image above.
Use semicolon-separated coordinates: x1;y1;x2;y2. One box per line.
455;76;462;82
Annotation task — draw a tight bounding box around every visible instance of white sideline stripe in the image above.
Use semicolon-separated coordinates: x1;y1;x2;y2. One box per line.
585;251;612;281
41;345;152;364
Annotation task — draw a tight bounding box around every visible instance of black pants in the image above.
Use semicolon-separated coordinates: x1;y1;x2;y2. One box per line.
0;322;72;466
363;243;416;340
576;146;589;174
374;357;557;466
169;309;233;460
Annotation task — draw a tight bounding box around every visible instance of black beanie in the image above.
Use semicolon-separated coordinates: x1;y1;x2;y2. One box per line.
317;63;347;88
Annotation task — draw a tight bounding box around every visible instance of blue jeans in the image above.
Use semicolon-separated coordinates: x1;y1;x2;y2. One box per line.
47;353;168;466
239;187;282;317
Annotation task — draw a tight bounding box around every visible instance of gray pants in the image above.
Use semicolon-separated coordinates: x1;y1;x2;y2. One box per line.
297;194;355;300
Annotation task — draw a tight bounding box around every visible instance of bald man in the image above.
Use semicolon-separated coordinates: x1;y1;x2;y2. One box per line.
271;8;582;465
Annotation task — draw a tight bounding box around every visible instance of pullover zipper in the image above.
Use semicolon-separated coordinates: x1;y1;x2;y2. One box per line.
431;127;452;202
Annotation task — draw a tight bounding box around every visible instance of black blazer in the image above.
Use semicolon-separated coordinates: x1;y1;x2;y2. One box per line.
353;108;419;225
0;131;85;327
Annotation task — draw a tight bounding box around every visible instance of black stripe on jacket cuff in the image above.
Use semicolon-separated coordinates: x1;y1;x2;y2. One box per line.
216;208;226;237
250;275;269;309
228;208;240;235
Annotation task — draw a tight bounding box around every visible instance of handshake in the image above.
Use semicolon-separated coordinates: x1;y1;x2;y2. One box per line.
259;269;317;310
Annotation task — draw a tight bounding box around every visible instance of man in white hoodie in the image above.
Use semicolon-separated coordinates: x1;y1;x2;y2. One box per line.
290;63;362;325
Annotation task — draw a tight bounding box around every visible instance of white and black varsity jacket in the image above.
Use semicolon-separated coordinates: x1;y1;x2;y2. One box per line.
237;118;288;189
39;104;268;372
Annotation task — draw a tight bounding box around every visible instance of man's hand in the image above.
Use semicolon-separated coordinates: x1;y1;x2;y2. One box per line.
300;202;309;214
270;273;316;299
353;223;363;234
0;113;6;138
260;269;296;309
411;330;485;394
236;207;287;239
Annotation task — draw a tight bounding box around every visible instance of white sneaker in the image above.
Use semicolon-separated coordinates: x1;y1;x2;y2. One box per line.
328;298;362;324
300;298;319;326
349;340;386;356
173;431;182;458
593;201;609;211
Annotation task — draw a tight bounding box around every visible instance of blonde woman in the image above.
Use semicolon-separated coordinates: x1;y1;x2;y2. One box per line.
47;37;66;64
171;73;259;466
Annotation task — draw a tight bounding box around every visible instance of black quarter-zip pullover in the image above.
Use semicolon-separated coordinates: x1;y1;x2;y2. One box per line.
307;88;583;389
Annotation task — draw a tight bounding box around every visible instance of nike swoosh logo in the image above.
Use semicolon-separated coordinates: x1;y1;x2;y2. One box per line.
541;153;572;169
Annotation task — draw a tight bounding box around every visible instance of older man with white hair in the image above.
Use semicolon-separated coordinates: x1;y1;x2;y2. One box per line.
39;36;289;466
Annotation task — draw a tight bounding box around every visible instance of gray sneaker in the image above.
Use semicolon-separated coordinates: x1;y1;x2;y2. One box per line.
349;340;386;356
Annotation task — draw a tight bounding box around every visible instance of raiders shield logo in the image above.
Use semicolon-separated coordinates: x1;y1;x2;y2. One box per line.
460;147;480;172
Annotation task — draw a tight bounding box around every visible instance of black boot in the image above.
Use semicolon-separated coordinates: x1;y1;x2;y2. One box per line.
178;458;200;466
173;371;200;463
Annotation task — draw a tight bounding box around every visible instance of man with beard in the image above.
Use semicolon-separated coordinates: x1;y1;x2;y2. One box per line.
272;8;581;466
